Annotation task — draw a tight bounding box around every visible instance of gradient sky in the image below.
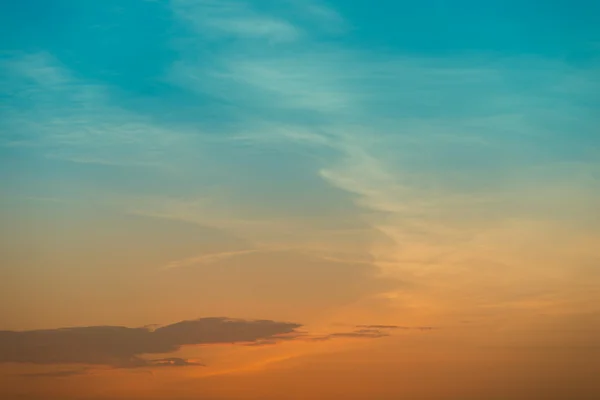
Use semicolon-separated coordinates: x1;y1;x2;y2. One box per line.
1;1;600;399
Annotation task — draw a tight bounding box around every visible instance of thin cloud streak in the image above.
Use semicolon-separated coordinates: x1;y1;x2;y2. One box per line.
163;249;263;269
171;0;302;43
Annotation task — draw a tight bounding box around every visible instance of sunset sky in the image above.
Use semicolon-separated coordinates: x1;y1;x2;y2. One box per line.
1;1;600;399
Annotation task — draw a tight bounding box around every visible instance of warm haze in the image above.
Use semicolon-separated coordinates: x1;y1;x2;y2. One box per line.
1;1;599;399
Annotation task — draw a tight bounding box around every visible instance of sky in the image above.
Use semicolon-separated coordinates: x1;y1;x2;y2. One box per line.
1;0;599;399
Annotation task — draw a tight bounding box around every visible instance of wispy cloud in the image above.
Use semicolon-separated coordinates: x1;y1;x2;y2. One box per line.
303;324;435;342
165;1;600;321
170;0;347;43
0;52;197;167
4;0;599;334
355;325;435;330
171;0;302;43
163;249;264;269
297;0;347;33
162;246;376;270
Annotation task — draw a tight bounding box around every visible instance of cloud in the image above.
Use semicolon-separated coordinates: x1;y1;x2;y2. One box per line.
304;325;435;342
205;17;300;42
162;246;374;270
0;316;410;375
170;0;347;44
326;329;389;339
4;0;599;345
245;326;418;345
0;317;301;369
356;324;404;329
355;324;435;330
145;357;205;367
297;0;347;33
0;52;201;168
171;0;301;43
173;38;599;316
163;249;265;269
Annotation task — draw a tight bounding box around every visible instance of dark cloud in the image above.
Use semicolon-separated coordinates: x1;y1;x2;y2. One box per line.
0;317;300;369
243;331;308;346
0;317;407;374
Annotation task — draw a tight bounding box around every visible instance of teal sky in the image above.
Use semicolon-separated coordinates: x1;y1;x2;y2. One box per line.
2;0;599;217
1;1;600;399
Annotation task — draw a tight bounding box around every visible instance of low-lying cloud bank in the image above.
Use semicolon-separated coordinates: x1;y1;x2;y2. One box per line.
1;317;420;371
0;317;300;368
